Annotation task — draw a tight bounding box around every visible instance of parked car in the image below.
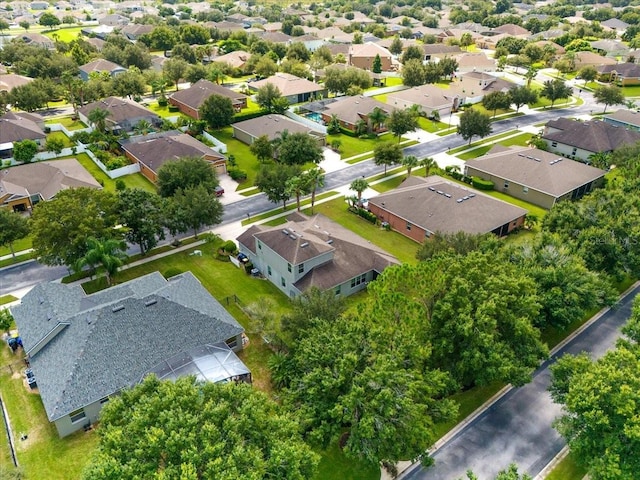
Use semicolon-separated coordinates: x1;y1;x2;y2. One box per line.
215;185;224;197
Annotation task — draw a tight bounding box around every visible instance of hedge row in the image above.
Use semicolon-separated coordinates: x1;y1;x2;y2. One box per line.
472;176;494;191
356;207;378;224
231;110;268;124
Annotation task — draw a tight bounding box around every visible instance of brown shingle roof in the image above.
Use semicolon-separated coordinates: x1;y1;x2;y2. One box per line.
232;114;323;141
0;111;45;144
604;109;640;128
248;73;324;97
78;96;160;126
542;118;640;153
121;131;224;175
387;84;459;111
368;176;527;235
465;146;607;197
169;79;247;110
0;159;101;205
321;95;390;126
79;59;125;75
0;74;33;92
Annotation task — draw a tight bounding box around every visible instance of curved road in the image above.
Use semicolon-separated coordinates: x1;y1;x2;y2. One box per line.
400;284;639;480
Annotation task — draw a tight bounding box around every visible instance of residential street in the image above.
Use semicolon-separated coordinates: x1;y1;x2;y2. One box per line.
400;284;640;480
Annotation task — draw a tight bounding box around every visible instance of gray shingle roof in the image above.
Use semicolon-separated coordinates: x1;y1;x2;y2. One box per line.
169;79;248;110
248;73;324;97
542;117;640;153
78;96;160;126
465;146;607;197
232;114;323;141
321;95;390;126
368;176;527;235
10;272;244;421
604;109;640;128
0;111;45;143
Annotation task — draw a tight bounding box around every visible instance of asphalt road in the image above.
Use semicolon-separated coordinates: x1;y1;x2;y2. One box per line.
400;284;640;480
0;261;68;297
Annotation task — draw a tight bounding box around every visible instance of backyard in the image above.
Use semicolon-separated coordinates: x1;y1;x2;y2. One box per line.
70;153;157;193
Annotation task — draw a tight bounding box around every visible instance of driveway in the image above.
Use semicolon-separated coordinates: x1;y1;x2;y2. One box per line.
400;284;640;480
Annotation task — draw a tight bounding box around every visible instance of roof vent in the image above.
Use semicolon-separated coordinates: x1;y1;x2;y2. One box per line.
468;193;476;198
38;296;45;305
437;190;444;195
289;234;297;240
327;239;334;244
86;315;94;325
112;305;125;313
463;195;469;200
526;156;534;159
282;229;290;235
144;299;157;307
445;193;452;198
300;242;309;248
428;186;436;191
456;198;464;203
518;153;526;157
46;311;53;321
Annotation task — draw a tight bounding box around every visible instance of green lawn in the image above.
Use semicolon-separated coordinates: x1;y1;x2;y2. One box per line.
456;132;535;160
314;442;380;480
417;117;450;133
0;295;17;306
41;26;84;43
301;198;419;264
371;174;408;193
68;153;157;193
0;252;36;269
210;127;259;190
620;85;640;97
481;190;548;219
0;343;99;480
147;101;188;120
46;131;74;148
0;237;32;258
330;132;398;160
545;452;587;480
469;104;513;118
449;131;518;154
45;117;87;130
240;191;338;226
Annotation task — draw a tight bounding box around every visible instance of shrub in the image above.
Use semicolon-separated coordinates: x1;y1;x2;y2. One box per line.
105;155;129;170
44;126;51;133
228;167;247;181
71;131;91;144
168;105;180;112
231;110;267;124
115;179;126;191
157;96;168;107
356;207;377;224
163;268;183;278
222;240;237;254
471;176;494;190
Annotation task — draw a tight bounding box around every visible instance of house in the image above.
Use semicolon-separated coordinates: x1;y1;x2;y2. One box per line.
120;130;227;181
316;26;354;44
0;159;101;212
318;95;391;133
464;146;607;209
573;51;617;70
422;44;462;61
232;114;326;145
542;117;640;161
590;39;629;59
256;31;292;44
30;1;49;9
493;23;530;37
0;73;33;93
120;23;154;40
597;62;640;86
213;50;251;70
603;109;640;131
533;40;565;55
236;212;399;298
247;73;326;105
10;271;248;438
387;84;461;118
292;34;325;52
367;176;527;241
0;111;46;159
168;79;248;118
98;13;129;26
16;32;54;49
601;18;629;33
348;42;394;71
453;52;496;73
449;72;512;104
78;96;162;133
78;59;126;81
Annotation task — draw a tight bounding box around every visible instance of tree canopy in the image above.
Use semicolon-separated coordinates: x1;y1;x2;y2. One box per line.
157;156;219;197
0;209;29;258
549;298;640;480
83;375;319;480
117;188;167;255
275;132;323;165
199;94;235;129
593;84;625;113
457;109;492;145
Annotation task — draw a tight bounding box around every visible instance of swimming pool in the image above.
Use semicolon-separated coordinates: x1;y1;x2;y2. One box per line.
305;112;324;123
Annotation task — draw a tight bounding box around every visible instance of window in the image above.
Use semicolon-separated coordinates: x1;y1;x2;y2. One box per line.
406;222;412;231
350;274;367;288
504;181;509;188
281;277;286;287
335;286;341;295
523;186;529;194
267;265;272;276
69;408;86;424
257;241;262;250
287;263;292;273
551;142;557;148
572;147;577;155
298;263;304;274
100;397;110;405
226;337;238;349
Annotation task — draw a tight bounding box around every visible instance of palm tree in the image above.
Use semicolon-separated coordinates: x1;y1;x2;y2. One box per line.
350;178;369;204
368;107;388;133
402;155;419;176
74;237;127;286
524;214;539;231
134;119;153;135
420;157;437;177
286;175;311;212
306;168;325;214
355;119;368;136
87;107;111;134
588;152;611;170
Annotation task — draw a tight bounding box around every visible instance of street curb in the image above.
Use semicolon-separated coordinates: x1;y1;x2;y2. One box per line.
534;445;569;480
397;280;640;480
0;257;38;273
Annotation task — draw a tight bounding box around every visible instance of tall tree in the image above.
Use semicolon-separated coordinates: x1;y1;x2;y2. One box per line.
368;107;388;133
420;156;437;177
306;168;325;214
401;59;425;87
250;135;274;163
165;185;223;238
256;164;301;208
457;109;492;144
402;155;419;176
482;91;511;118
549;299;640;480
460;32;473;50
39;12;60;29
256;83;284;113
83;376;319;480
117;189;166;255
577;65;598;86
74;236;127;286
163;57;189;91
372;54;382;74
509;85;538;113
199;94;235;129
373;142;403;175
387;108;419;142
0;209;29;258
540;78;573;108
349;178;369;202
275;132;323;166
593;84;625;114
285;174;311;212
157;156;219;197
12;140;38;163
439;56;458;79
30;188;118;267
87;107;111;133
389;36;404;55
